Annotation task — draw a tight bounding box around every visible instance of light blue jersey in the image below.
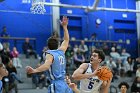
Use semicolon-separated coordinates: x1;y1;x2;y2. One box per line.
0;80;3;93
44;50;73;93
46;50;66;80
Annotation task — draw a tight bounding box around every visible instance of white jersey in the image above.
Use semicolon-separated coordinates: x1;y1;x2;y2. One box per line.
80;63;103;93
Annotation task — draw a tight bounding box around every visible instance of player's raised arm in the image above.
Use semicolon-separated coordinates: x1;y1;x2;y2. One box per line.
58;16;69;52
72;63;95;80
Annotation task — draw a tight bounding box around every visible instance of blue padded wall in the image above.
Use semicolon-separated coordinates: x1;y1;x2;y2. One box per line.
0;0;52;54
60;0;137;57
0;0;138;57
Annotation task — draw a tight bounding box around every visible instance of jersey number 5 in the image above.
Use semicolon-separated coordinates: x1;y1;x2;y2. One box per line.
88;81;94;89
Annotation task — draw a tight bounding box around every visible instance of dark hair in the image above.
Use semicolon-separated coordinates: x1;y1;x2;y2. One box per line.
47;36;59;50
93;49;105;62
118;82;129;89
127;57;132;61
133;77;140;83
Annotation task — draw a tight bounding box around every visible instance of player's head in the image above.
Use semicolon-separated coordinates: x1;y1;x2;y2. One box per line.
47;36;59;50
118;82;129;93
0;63;8;78
90;49;105;64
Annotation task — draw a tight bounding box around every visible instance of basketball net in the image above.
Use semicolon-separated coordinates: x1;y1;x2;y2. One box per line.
30;0;46;14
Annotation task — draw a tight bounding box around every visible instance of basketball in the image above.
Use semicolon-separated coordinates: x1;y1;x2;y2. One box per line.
96;66;113;81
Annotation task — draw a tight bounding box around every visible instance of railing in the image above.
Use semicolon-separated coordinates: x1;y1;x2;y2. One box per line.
69;39;125;43
59;38;125;44
0;37;36;49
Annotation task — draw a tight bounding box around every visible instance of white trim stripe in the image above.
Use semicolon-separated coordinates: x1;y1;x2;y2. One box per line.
50;84;55;93
49;68;55;80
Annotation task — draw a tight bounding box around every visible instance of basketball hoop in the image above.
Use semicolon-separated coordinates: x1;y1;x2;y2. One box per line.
30;0;46;14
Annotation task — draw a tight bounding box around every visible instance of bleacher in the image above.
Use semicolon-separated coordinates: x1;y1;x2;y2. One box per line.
16;55;47;93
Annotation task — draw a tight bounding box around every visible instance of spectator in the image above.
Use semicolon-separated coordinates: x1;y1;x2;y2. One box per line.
131;77;140;93
133;57;140;73
90;33;98;48
121;48;131;63
110;47;121;61
121;48;131;58
4;47;12;59
6;59;23;84
111;43;117;51
0;47;10;66
105;57;118;81
0;62;8;93
74;48;85;68
136;66;140;77
79;40;88;54
65;44;74;72
11;47;22;68
0;42;3;51
40;46;48;64
22;38;37;59
111;43;122;54
3;58;19;93
116;59;125;77
79;40;88;61
73;44;79;54
65;44;74;60
102;42;110;55
110;47;126;64
0;26;10;49
106;57;117;70
118;82;129;93
125;57;134;77
90;33;97;40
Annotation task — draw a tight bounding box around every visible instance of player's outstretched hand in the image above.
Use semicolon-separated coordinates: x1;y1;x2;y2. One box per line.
69;83;77;89
69;83;80;93
60;16;68;27
26;66;36;74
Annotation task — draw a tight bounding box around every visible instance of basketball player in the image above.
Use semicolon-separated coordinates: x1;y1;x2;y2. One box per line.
26;16;73;93
72;49;112;93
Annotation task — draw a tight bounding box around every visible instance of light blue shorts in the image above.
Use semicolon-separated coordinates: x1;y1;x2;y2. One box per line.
47;80;73;93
